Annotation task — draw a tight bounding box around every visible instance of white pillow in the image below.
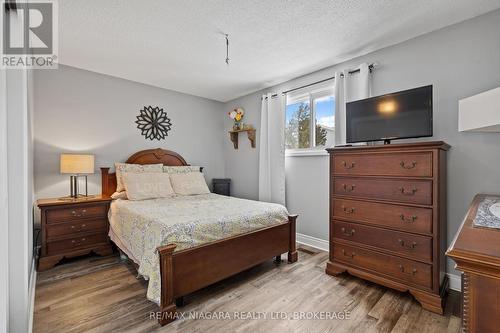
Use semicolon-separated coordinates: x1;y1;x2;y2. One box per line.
122;172;175;201
115;163;163;192
111;191;128;200
169;172;210;196
163;166;201;174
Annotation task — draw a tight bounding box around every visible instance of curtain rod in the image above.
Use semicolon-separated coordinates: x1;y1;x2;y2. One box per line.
282;63;376;95
261;63;376;100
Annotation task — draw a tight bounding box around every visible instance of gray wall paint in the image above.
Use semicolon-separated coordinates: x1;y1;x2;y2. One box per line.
223;9;500;275
285;156;330;239
223;91;264;200
34;65;226;201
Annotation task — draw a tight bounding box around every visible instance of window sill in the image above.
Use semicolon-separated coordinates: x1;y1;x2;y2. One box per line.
285;149;329;157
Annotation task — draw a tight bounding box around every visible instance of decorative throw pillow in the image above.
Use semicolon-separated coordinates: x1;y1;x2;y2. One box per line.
163;165;201;174
169;172;210;195
122;172;175;201
115;163;163;192
111;191;128;200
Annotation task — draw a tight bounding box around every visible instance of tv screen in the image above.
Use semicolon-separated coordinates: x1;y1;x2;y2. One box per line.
346;85;433;143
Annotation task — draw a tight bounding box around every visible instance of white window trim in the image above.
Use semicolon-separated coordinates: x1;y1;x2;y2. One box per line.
285;86;335;154
285;149;329;157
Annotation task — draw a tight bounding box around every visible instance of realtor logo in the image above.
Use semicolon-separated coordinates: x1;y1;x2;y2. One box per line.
2;0;58;68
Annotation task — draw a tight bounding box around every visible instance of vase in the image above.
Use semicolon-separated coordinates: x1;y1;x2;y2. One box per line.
233;121;243;130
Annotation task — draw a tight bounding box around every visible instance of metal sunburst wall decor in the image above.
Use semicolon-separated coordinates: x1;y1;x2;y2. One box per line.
135;106;172;140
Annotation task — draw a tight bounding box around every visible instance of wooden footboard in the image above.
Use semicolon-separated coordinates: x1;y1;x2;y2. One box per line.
157;214;298;326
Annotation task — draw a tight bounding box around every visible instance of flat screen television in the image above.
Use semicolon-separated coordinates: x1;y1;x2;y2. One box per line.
346;85;433;144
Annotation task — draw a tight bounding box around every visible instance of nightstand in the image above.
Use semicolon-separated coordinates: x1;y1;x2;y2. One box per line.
212;178;231;196
37;196;113;271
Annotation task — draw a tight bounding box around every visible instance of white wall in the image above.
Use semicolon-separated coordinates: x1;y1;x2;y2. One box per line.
6;67;33;333
223;9;500;275
0;60;9;333
33;65;226;200
0;7;36;332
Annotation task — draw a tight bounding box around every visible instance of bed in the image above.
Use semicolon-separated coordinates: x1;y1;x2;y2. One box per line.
101;148;298;326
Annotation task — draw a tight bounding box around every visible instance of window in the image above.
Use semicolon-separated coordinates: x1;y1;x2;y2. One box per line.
285;87;335;151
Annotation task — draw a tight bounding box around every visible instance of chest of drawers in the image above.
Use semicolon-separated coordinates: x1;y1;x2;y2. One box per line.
37;196;113;271
326;141;449;314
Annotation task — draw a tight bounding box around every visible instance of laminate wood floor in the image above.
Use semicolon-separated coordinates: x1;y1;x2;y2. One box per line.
34;246;461;333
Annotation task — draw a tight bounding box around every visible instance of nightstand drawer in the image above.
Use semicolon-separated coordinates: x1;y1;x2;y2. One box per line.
46;218;107;240
46;233;108;255
46;204;108;223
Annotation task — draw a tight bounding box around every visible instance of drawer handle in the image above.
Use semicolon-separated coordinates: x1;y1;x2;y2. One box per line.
340;227;355;237
341;161;355;169
399;214;418;223
399;187;417;195
341;249;355;258
71;209;87;217
400;161;417;169
398;239;417;249
342;184;356;192
341;206;355;214
399;265;418;275
70;224;87;232
71;238;87;246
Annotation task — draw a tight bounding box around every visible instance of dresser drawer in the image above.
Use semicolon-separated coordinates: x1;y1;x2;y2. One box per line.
333;152;432;177
333;198;433;234
46;204;108;223
333;243;432;289
334;177;433;205
46;233;108;255
46;218;107;240
332;220;432;262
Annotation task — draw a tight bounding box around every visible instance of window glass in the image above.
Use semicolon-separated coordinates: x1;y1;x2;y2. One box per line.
314;95;335;147
285;100;311;149
285;91;335;150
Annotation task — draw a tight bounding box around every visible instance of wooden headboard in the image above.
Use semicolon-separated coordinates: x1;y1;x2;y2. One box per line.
100;148;190;197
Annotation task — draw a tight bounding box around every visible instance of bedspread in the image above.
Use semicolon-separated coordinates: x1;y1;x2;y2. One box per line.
108;193;289;303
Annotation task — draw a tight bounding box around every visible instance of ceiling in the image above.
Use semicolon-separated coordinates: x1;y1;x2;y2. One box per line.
59;0;500;102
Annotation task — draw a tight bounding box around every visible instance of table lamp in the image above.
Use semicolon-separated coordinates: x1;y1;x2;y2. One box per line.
60;154;95;198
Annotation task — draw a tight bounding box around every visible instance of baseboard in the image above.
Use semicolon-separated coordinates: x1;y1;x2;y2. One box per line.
447;273;461;292
296;232;462;292
28;258;37;333
296;233;329;252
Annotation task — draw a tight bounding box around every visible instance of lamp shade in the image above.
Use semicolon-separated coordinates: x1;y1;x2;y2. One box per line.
459;86;500;132
60;154;95;174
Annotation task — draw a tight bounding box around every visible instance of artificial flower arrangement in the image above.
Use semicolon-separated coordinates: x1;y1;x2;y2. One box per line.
228;107;245;130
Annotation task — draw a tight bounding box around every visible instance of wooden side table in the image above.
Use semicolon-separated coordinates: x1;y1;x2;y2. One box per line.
37;196;113;271
446;194;500;333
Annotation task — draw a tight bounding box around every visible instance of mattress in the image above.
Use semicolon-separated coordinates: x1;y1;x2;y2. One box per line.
108;193;289;304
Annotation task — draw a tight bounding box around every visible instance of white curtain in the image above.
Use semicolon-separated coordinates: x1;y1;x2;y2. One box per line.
334;63;372;145
258;93;285;205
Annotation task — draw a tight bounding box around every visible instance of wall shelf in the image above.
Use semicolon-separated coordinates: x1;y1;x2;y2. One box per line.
229;129;256;149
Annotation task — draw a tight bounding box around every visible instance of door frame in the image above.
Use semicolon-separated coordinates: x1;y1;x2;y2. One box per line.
0;66;10;333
